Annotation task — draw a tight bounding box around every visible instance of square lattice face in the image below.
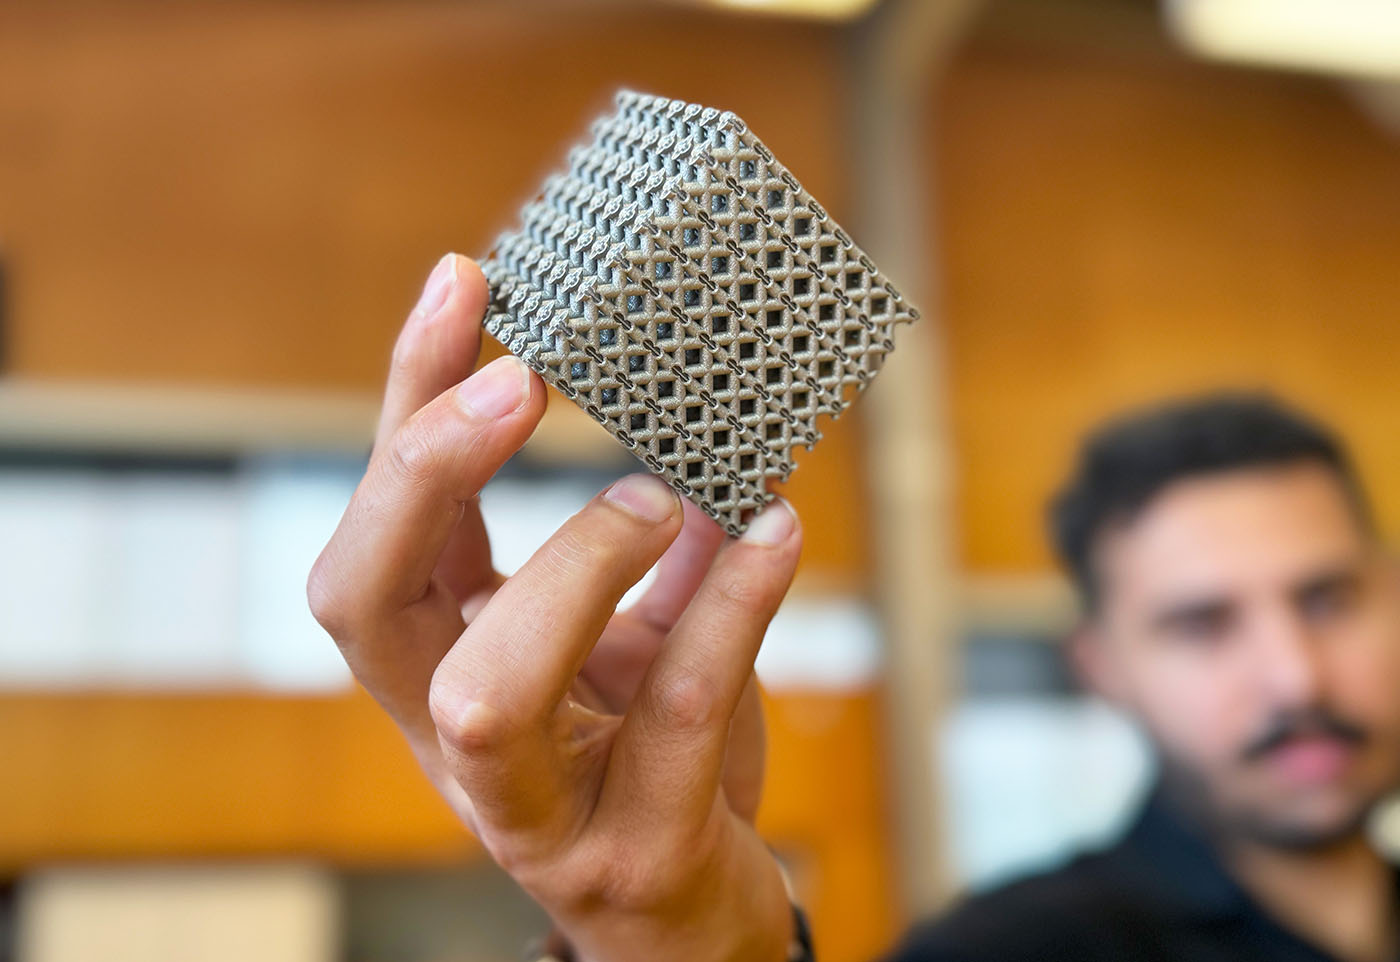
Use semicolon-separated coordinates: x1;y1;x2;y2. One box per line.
481;90;919;536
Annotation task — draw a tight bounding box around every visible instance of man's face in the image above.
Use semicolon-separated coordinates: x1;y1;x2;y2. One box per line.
1082;462;1400;849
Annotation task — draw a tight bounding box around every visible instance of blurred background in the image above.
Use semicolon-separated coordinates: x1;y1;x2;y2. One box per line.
2;0;1399;960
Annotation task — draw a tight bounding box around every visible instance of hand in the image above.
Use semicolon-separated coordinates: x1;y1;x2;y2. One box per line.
308;254;804;962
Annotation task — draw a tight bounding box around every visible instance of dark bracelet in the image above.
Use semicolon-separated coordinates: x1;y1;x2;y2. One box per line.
787;903;817;962
523;927;575;962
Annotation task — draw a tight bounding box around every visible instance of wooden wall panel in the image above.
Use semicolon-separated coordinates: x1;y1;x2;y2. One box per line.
0;0;870;580
0;689;475;867
934;30;1400;572
0;1;853;391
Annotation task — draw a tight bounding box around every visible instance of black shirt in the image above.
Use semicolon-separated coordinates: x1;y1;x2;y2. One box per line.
883;790;1399;962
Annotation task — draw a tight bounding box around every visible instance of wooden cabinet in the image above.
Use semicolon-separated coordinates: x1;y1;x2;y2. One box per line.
0;686;901;962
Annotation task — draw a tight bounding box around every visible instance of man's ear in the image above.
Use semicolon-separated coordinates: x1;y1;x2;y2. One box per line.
1068;619;1130;707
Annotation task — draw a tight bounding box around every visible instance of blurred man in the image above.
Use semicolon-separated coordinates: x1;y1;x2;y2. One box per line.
310;255;1400;962
888;395;1400;962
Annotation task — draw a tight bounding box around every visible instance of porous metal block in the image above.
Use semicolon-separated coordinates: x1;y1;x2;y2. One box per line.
481;90;920;535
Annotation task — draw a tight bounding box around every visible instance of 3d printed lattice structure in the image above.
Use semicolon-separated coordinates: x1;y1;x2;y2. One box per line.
481;90;920;535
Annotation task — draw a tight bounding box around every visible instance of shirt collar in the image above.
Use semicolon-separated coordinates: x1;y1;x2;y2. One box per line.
1111;786;1255;921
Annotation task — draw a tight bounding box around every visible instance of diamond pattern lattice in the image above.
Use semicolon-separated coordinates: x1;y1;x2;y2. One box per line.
481;90;920;535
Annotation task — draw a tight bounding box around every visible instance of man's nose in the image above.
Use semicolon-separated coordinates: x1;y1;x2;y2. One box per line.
1252;608;1325;708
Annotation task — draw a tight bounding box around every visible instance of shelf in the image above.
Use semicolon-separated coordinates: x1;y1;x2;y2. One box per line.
0;376;625;464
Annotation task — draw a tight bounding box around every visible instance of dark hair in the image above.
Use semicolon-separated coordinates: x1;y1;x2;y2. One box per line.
1049;392;1373;611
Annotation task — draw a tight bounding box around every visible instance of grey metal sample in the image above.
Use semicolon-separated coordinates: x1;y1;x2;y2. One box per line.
481;90;919;535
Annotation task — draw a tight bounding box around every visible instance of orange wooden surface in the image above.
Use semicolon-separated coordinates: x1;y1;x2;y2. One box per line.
0;688;474;867
0;687;899;962
760;691;902;962
0;1;854;391
935;24;1400;572
0;0;871;585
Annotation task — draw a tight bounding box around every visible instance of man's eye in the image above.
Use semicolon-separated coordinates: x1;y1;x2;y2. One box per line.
1166;610;1230;643
1300;583;1357;622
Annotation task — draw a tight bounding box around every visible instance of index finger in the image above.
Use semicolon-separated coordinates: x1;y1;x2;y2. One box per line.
308;356;545;732
375;254;499;602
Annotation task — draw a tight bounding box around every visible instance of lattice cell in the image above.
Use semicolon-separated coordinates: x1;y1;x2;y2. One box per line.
481;90;920;536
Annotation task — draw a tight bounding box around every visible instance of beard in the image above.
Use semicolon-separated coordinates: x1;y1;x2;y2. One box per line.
1154;743;1382;853
1156;754;1376;850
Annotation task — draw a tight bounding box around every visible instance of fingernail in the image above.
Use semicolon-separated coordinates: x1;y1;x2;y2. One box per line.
456;355;530;418
742;498;796;546
414;254;457;320
603;473;679;523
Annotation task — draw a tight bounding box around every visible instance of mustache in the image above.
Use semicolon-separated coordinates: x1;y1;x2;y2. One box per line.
1239;706;1369;763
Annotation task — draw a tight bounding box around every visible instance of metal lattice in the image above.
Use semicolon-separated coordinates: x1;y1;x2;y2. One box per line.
481;90;920;535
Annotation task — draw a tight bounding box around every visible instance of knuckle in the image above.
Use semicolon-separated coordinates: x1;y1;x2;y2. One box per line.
428;673;516;756
647;667;724;733
705;565;769;613
306;551;351;638
384;418;446;490
537;526;607;584
482;833;543;880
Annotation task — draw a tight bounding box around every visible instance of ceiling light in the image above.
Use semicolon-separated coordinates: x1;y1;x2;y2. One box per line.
690;0;882;22
1166;0;1400;80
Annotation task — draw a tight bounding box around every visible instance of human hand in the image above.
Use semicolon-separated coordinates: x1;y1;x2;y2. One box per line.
308;254;804;962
